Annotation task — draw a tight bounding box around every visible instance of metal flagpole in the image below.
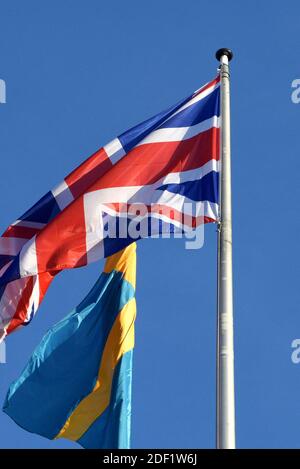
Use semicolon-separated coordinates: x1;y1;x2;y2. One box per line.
215;48;236;449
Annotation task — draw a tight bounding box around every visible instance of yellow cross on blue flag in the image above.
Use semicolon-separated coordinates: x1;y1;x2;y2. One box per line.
3;243;136;449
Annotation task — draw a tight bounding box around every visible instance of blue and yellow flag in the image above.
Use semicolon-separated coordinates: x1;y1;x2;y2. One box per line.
3;243;136;449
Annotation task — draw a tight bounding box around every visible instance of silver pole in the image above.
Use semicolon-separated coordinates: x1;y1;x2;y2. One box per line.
215;48;236;449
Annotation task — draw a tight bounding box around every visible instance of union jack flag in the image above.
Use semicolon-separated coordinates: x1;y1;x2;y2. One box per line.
0;75;220;340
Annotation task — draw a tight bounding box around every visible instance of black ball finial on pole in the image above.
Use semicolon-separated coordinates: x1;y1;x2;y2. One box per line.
215;48;233;62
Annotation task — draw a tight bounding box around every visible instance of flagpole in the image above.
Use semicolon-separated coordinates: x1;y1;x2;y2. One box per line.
215;48;236;449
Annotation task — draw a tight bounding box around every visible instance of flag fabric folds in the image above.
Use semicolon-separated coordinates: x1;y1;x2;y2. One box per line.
3;243;136;449
0;75;220;339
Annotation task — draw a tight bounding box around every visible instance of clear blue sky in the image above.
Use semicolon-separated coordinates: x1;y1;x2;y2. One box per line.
0;0;300;449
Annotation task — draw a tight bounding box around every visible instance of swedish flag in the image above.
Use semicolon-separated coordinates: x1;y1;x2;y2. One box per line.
3;243;136;449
